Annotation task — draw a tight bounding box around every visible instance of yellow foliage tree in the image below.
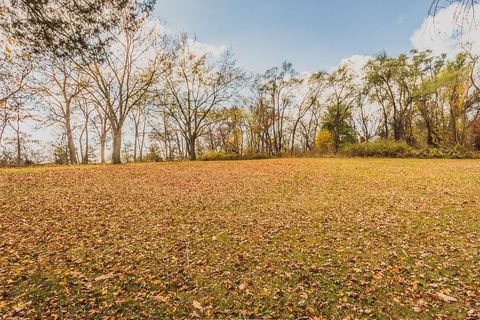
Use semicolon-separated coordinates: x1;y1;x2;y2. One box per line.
315;129;333;153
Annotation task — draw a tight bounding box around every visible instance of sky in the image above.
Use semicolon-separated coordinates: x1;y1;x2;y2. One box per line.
153;0;432;73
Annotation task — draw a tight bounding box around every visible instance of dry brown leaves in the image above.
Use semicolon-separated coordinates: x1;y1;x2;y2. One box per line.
0;159;479;319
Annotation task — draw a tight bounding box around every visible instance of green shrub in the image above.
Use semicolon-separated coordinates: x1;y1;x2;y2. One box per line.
198;150;273;161
342;141;480;159
341;140;413;158
144;144;164;162
199;144;480;160
198;151;241;161
414;145;480;159
247;152;270;160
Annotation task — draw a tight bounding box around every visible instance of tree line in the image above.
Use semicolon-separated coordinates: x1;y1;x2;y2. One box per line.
0;1;480;165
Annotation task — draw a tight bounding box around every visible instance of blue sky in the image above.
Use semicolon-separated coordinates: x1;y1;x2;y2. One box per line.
154;0;429;73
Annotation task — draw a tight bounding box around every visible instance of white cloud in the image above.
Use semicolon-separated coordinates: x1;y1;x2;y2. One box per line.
334;55;372;85
411;4;480;56
338;55;372;75
186;38;228;60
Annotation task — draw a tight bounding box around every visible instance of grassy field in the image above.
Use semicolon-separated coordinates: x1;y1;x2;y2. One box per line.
0;158;479;319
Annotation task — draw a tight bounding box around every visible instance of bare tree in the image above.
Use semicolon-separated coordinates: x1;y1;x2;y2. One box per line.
129;101;149;161
4;89;34;165
0;51;32;146
254;62;297;155
353;92;379;142
159;34;246;160
81;14;164;164
77;96;95;163
90;99;111;163
290;71;327;153
39;57;85;164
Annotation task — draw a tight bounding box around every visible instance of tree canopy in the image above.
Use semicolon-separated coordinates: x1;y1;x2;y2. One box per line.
0;0;156;58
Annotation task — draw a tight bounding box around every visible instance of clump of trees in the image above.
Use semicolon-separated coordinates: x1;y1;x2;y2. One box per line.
0;1;480;165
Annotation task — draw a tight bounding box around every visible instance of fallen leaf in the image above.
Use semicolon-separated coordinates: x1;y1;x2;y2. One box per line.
436;292;457;302
260;288;269;296
192;300;203;310
154;295;168;303
95;274;113;281
239;282;247;291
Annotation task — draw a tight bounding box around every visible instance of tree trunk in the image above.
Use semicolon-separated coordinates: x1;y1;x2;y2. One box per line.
16;112;21;166
112;127;122;164
291;120;300;154
450;107;459;145
188;136;196;160
139;120;146;161
393;108;400;141
333;130;340;154
84;120;89;164
65;113;78;165
99;135;106;163
133;123;138;162
79;132;84;163
382;107;389;139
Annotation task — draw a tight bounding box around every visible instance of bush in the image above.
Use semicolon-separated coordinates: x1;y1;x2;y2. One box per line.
341;141;480;159
471;119;480;151
198;150;272;161
244;151;271;160
341;140;413;158
144;144;163;162
315;129;333;153
198;151;241;161
414;145;480;159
